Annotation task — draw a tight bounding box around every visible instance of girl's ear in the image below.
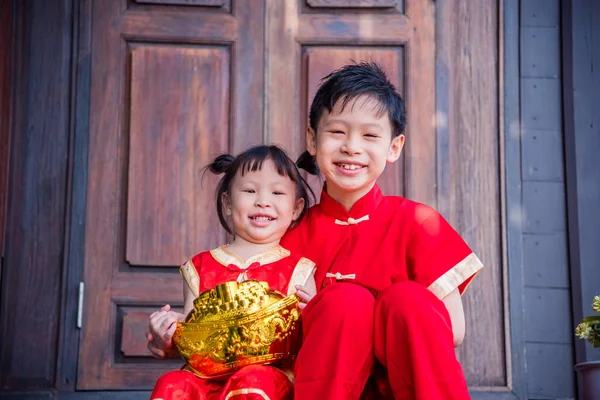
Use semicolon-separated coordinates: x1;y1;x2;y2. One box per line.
222;192;232;216
306;127;317;156
292;198;305;221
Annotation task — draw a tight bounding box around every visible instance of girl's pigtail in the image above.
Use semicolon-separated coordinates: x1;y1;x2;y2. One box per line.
208;154;235;174
296;151;319;175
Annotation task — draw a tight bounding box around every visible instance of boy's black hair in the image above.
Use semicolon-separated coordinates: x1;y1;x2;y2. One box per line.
297;62;406;174
206;145;315;235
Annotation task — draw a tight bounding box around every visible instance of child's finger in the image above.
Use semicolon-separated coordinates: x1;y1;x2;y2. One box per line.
147;342;165;359
296;290;311;302
150;304;170;319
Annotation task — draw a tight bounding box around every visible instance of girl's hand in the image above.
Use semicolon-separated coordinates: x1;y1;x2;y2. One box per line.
295;284;316;310
146;304;185;359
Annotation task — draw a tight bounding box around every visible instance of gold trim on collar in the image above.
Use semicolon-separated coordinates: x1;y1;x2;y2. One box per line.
334;215;370;225
428;253;484;299
179;260;200;298
287;257;316;296
210;245;291;269
224;388;271;400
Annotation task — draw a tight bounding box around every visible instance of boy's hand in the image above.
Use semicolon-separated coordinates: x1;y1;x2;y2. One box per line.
146;304;185;359
295;285;316;310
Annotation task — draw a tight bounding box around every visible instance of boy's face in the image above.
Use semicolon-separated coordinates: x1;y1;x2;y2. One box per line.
307;95;404;207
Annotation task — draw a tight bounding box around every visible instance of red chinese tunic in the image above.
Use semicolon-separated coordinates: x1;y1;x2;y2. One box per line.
150;246;316;400
281;184;482;298
280;183;483;399
180;245;316;298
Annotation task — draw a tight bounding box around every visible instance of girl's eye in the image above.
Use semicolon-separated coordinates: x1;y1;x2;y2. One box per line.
330;130;344;135
273;191;285;196
365;133;379;138
242;189;255;193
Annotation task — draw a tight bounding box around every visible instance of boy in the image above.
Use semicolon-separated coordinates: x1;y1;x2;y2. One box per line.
285;62;483;399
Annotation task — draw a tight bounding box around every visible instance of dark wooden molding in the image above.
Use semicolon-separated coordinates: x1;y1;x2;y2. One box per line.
55;0;90;391
502;0;527;396
133;0;225;6
0;0;15;270
306;0;396;8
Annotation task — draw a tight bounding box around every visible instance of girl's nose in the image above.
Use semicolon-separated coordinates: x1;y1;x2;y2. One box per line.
255;195;271;207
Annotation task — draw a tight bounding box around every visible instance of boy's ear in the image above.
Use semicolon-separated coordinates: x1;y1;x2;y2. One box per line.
387;134;405;163
222;192;232;216
292;198;305;221
306;127;317;156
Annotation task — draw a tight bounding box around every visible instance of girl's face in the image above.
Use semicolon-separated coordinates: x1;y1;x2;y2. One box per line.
223;158;304;247
307;95;404;208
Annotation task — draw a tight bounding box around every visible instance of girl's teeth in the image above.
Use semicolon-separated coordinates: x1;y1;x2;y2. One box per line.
252;216;272;221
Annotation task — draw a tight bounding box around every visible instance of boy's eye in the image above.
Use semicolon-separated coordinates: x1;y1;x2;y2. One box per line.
273;191;285;196
365;133;379;138
330;130;344;135
242;189;255;193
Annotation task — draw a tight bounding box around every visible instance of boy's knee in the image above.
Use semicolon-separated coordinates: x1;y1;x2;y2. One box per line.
318;282;376;315
376;281;440;319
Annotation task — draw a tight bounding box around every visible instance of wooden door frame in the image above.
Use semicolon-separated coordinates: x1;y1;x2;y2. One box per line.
0;0;15;278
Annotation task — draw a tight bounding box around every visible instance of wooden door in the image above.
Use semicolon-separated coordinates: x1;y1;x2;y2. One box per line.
77;0;265;389
79;0;506;393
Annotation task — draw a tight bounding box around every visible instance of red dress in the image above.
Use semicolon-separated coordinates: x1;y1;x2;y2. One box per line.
280;184;483;399
151;245;315;400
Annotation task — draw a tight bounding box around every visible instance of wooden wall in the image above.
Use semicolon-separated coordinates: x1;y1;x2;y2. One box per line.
0;0;74;391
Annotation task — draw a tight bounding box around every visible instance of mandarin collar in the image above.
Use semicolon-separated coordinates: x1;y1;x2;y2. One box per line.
318;184;383;221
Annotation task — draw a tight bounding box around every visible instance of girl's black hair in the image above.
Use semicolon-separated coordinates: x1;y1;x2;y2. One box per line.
297;61;406;175
206;145;315;235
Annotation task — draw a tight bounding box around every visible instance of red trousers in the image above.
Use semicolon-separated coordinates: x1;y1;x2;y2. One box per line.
294;281;470;400
150;365;292;400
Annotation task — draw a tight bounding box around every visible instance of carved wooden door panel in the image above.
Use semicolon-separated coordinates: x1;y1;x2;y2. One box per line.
77;0;264;389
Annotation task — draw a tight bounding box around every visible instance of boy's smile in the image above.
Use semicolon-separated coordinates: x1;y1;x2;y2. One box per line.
307;95;404;210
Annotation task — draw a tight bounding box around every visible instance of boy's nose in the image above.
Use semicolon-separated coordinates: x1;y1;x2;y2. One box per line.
341;137;362;154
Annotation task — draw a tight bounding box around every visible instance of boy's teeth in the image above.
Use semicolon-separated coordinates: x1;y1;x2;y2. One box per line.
340;163;362;170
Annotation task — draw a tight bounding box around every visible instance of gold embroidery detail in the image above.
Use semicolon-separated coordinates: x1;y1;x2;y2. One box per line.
180;260;200;298
225;388;271;400
334;215;369;225
326;272;356;280
428;253;484;299
210;245;291;269
286;257;316;296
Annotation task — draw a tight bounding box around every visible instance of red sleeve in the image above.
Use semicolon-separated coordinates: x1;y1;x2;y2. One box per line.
406;209;483;299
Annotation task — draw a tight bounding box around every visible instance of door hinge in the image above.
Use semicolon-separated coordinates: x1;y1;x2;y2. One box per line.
77;282;85;329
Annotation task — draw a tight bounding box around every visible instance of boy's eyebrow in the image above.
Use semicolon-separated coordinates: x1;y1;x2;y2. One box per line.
323;119;384;131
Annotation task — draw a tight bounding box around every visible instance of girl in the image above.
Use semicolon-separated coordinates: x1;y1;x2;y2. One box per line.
147;145;317;400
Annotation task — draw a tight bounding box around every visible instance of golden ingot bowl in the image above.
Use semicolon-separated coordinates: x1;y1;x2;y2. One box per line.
172;280;301;378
